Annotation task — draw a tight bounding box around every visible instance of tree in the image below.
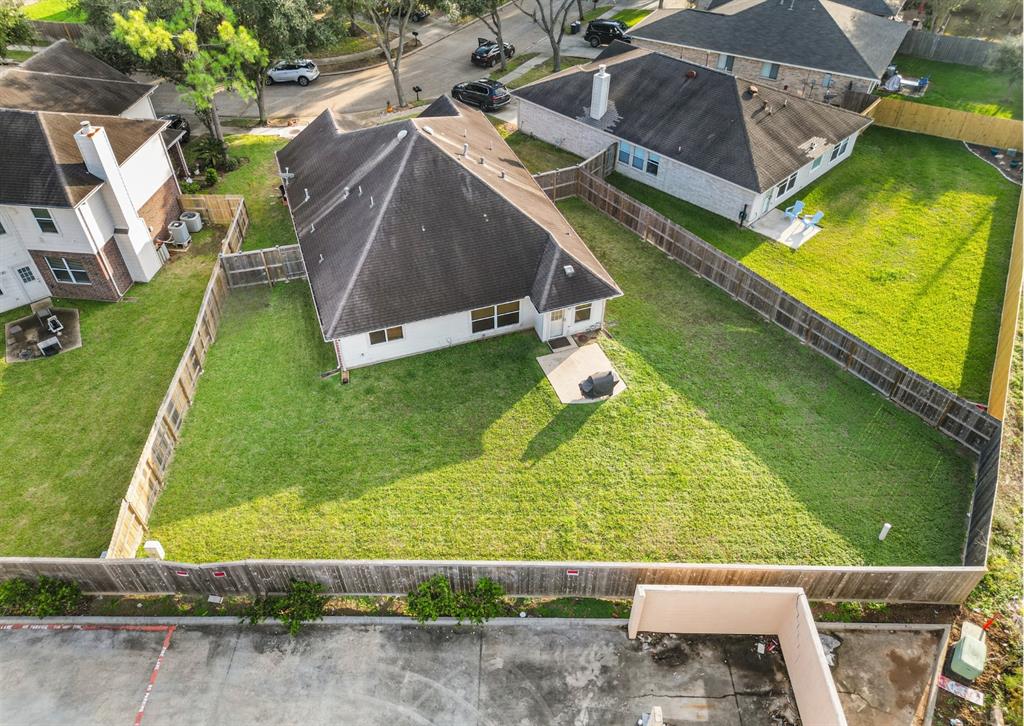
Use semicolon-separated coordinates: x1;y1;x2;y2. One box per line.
459;0;509;71
356;0;437;108
228;0;320;125
330;0;365;37
0;0;33;60
113;0;265;141
927;0;964;34
513;0;574;71
991;36;1023;99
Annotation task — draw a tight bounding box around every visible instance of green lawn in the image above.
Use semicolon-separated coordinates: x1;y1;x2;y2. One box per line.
493;123;582;173
886;54;1023;120
310;24;380;58
22;0;85;22
507;56;590;90
610;8;652;27
147;200;973;566
208;135;295;251
489;51;540;81
608;127;1019;401
5;49;35;62
0;236;219;557
566;4;612;31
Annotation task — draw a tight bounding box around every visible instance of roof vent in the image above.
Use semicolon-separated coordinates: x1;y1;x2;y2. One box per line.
396;129;408;141
563;264;575;277
422;125;434;135
479;155;485;164
499;170;506;179
462;143;469;156
686;69;697;79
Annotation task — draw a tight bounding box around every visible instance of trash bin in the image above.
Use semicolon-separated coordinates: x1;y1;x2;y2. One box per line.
570;19;581;34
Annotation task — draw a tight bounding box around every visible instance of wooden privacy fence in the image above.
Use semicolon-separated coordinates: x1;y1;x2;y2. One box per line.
898;29;999;67
866;97;1023;149
29;20;85;42
533;144;618;200
553;169;1001;453
221;245;307;288
988;194;1023;420
106;196;248;559
0;558;986;604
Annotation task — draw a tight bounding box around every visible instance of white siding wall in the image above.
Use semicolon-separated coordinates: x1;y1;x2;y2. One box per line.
0;208;48;312
337;297;541;368
120;134;175;211
536;299;607;341
79;192;116;246
518;100;758;223
0;203;95;255
121;95;157;120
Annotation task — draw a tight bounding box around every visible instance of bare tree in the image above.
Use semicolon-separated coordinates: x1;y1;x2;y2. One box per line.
460;0;510;71
359;0;430;108
513;0;575;71
928;0;964;34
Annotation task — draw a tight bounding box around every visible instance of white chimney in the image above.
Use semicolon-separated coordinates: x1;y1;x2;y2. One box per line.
589;65;610;120
74;121;162;282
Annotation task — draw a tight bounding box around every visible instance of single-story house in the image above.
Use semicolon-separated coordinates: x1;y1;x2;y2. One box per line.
0;40;189;172
514;46;872;227
0;110;180;313
632;0;909;101
277;95;622;370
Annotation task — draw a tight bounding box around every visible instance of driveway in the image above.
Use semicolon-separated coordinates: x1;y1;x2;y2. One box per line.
149;1;661;119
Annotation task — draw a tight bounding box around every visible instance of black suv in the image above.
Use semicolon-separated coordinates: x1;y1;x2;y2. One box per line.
471;37;515;67
583;19;631;47
159;113;191;144
451;79;511;110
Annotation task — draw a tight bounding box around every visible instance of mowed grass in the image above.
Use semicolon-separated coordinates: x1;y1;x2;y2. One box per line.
22;0;85;22
508;56;590;90
610;8;652;27
888;54;1023;120
493;123;582;173
205;135;295;250
609;127;1020;401
0;238;218;556
147;200;973;566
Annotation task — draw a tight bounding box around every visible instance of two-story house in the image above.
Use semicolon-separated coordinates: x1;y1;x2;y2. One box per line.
631;0;909;102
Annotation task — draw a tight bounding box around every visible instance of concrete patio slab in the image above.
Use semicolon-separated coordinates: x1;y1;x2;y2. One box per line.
751;208;822;250
537;340;626;404
4;307;81;363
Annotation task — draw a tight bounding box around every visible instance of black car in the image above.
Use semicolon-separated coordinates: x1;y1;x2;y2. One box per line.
451;79;511;110
471;37;515;68
159;113;191;144
583;19;631;47
391;4;430;20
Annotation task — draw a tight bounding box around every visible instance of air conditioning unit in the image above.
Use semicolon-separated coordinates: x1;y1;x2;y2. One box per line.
167;220;191;248
180;210;203;233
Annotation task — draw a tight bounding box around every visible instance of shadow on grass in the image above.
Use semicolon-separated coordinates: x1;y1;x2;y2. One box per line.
521;401;599;462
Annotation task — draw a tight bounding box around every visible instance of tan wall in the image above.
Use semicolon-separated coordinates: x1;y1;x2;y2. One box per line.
628;585;847;726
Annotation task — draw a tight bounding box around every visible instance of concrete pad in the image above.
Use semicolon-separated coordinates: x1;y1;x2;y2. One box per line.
750;208;822;250
537;341;626;404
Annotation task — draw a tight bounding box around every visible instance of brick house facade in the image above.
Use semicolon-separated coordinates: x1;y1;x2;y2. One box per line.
139;175;183;240
28;238;134;302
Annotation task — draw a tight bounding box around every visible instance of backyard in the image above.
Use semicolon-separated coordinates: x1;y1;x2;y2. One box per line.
145;199;974;566
886;54;1023;119
21;0;84;22
606;127;1019;401
0;234;219;557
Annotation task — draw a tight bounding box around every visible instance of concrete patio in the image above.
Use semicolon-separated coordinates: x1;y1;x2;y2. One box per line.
4;307;81;363
537;339;626;404
751;208;822;250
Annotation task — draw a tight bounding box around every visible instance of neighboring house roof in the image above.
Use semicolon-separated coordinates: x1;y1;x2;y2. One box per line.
0;109;167;208
0;40;154;116
277;96;621;341
515;47;872;193
634;0;909;79
706;0;901;14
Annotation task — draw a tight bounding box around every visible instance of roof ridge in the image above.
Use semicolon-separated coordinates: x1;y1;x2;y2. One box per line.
34;111;76;208
818;0;880;78
728;77;766;193
12;67;152;87
324;130;419;339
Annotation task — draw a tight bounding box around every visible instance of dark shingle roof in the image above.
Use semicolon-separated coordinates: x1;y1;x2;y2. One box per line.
634;0;908;79
0;41;153;115
278;99;620;340
515;48;871;192
0;109;167;207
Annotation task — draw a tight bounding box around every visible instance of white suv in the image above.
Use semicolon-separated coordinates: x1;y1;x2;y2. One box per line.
266;60;320;86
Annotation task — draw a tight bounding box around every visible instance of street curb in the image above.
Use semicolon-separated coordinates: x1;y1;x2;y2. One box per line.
0;616;629;628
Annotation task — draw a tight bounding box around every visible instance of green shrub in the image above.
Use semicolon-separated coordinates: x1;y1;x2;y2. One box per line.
203;167;219;187
0;577;82;617
241;579;327;636
181;180;201;194
407;574;455;623
453;577;506;625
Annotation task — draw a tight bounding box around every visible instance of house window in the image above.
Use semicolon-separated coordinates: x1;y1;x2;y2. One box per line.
646;153;660;176
574;303;593;323
760;62;780;80
774;172;797;199
822;73;834;88
32;208;58;234
618;141;633;165
830;137;850;162
44;256;90;285
811;155;824;170
471;301;520;333
368;326;403;345
716;54;734;72
17;266;35;284
631;146;646;171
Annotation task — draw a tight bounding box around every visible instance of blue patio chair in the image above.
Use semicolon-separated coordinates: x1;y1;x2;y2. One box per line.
801;210;824;229
783;200;804;221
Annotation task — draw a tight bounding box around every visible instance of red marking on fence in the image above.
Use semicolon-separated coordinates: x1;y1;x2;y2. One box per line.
174;570;189;577
134;625;175;726
212;571;227;578
566;569;580;577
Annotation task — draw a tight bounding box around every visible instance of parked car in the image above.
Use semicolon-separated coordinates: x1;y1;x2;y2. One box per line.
583;19;631;47
451;79;511;110
159;113;191;144
391;4;430;20
266;59;320;86
470;38;515;68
